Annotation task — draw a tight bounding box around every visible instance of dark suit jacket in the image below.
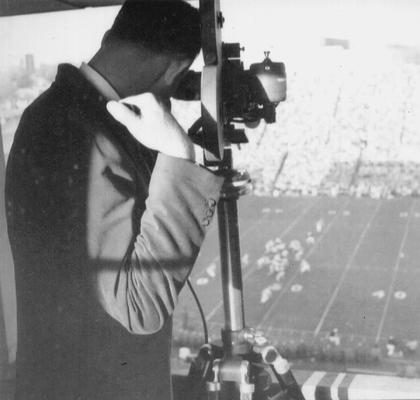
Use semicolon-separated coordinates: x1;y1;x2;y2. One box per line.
5;64;223;400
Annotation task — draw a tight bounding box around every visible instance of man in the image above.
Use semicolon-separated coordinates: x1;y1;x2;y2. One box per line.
5;1;224;399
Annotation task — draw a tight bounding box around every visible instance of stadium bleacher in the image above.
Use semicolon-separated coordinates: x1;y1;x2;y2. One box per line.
216;52;420;199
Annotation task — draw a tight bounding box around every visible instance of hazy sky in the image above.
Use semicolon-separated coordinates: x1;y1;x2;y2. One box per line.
1;0;420;71
0;6;120;70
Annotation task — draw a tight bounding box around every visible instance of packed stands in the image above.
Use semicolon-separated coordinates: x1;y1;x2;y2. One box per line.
228;50;420;198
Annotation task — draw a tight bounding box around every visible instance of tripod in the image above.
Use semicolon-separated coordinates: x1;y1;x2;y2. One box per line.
187;148;305;400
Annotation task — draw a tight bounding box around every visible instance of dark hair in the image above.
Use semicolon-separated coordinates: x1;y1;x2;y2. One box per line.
106;0;201;60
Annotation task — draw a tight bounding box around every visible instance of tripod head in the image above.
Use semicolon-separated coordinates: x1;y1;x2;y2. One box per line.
174;0;287;165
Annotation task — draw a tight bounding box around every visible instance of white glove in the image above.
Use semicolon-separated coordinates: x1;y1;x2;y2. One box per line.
107;93;195;162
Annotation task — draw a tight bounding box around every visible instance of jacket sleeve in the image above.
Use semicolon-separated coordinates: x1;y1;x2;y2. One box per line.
88;134;224;334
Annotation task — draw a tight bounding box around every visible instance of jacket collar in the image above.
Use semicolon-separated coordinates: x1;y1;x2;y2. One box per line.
54;64;110;108
79;62;120;102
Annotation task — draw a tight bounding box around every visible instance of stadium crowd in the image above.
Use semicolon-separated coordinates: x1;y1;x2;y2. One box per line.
229;51;420;198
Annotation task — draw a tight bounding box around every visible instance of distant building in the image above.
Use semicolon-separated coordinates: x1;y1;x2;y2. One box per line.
324;37;350;50
25;54;35;74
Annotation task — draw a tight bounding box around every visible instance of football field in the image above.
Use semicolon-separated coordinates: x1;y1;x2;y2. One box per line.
174;195;420;354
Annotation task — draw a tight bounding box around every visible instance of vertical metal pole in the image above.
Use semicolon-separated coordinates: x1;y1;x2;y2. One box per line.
217;195;245;334
216;150;252;355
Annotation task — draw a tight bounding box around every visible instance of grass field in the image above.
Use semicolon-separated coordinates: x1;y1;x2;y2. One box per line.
173;195;420;363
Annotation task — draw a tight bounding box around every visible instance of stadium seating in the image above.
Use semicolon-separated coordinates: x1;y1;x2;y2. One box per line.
226;52;420;198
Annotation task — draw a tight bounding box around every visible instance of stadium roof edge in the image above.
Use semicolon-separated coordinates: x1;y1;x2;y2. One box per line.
0;0;199;17
0;0;121;17
0;0;124;17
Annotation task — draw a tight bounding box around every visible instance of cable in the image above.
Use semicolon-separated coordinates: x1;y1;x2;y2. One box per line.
187;278;209;344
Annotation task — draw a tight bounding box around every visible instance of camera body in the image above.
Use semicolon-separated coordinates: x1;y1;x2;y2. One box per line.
175;47;286;162
223;44;286;125
174;0;286;164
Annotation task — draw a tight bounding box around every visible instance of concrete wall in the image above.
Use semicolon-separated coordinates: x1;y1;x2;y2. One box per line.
0;124;16;367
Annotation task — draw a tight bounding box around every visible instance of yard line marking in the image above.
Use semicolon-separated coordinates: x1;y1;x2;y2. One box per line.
205;198;320;322
375;200;415;343
203;197;311;267
313;201;382;336
257;198;350;328
394;291;407;300
331;372;346;400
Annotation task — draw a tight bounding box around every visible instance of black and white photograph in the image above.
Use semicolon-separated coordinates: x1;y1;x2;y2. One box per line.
1;1;420;399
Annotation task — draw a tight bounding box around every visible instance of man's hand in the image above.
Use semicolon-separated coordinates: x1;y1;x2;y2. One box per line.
107;93;195;162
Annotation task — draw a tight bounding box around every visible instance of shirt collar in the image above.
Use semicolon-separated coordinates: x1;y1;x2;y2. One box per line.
79;62;120;101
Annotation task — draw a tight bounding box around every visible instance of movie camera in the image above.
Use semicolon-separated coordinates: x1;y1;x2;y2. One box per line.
175;1;305;400
177;48;286;123
176;26;286;163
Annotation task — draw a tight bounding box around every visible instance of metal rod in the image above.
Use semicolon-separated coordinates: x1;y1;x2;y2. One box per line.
217;196;245;334
216;149;252;356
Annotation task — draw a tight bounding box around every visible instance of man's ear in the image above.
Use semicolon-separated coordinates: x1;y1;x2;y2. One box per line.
163;57;193;87
101;30;111;47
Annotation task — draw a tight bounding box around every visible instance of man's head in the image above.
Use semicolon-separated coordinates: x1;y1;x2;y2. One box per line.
90;0;201;98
